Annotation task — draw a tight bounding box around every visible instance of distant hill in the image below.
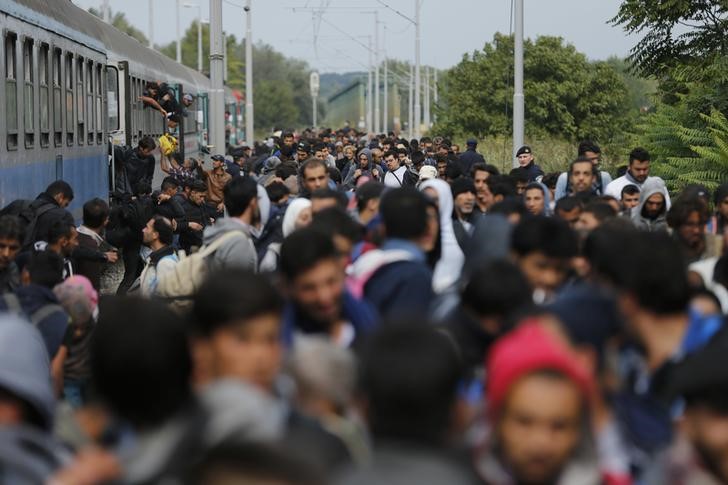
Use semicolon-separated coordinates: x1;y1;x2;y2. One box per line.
320;72;365;101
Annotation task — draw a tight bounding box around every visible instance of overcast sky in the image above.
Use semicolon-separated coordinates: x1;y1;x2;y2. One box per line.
71;0;639;73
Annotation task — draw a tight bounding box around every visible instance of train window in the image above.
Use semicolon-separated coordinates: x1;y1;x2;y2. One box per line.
76;57;83;145
52;48;61;146
106;66;118;131
5;33;18;150
39;43;49;147
95;64;102;143
23;38;34;148
86;60;93;144
65;53;73;145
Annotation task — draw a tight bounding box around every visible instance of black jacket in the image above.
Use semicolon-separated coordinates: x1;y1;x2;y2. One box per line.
114;145;155;193
153;194;186;233
27;193;75;245
178;196;209;252
457;148;485;175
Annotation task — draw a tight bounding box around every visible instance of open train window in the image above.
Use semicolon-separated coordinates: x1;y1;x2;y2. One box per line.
52;48;61;146
23;38;34;148
106;66;118;132
65;53;73;146
5;32;18;151
95;64;102;143
39;43;49;147
76;57;84;145
86;60;93;144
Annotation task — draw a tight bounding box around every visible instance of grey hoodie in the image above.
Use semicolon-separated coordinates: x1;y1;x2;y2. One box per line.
631;178;669;232
202;217;258;272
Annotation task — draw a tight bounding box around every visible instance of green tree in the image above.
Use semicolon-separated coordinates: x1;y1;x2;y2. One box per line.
88;7;149;45
433;33;631;143
611;0;728;77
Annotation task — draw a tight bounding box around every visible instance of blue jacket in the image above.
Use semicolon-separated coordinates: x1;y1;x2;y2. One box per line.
0;285;68;358
363;240;434;321
457;148;485;175
282;290;378;348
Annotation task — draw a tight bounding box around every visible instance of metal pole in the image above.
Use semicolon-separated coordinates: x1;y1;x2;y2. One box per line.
383;26;388;134
374;12;380;135
197;6;203;71
210;0;225;153
424;66;430;131
413;0;421;139
513;0;525;168
367;36;373;134
245;0;254;145
433;68;438;124
102;0;110;23
223;33;228;83
408;64;414;139
313;96;318;129
176;0;182;63
148;0;154;47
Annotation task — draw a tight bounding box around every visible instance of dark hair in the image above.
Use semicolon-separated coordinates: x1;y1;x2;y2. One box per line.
310;207;364;244
621;184;640;197
0;215;24;243
188;442;324;485
508;167;530;184
511;216;578;259
45;180;74;201
223;176;258;217
356;181;385;213
266;181;290;204
276;162;299;180
486;175;517;198
82;198;109;229
47;221;74;245
312;142;326;152
383;150;397;160
191;269;282;337
138;136;156;151
310;188;348;210
555;196;583;213
542;172;560;190
629;147;651;164
462;260;531;321
280;227;338;281
300;158;327;177
445;164;463;180
570;156;594;173
524;182;545;195
134;181;152;196
190;180;207;193
471;163;499;178
152;216;174;246
490;197;527;218
667;197;708;229
577;140;600;155
380;187;429;240
582;202;617;222
358;323;462;445
161;176;179;192
167;113;181;124
26;250;64;288
91;297;192;429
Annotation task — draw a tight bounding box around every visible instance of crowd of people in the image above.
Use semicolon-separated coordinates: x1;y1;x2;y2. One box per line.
1;123;728;485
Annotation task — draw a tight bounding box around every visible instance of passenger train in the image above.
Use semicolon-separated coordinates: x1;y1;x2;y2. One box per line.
0;0;243;217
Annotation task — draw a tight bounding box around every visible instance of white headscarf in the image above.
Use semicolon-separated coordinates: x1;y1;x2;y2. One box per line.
282;198;312;237
418;179;465;294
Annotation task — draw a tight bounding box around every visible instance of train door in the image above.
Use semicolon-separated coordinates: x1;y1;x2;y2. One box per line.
106;61;124;193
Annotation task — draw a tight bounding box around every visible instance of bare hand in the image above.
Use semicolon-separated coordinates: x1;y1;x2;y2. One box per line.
189;222;203;231
158;193;171;202
217;202;225;213
49;447;122;485
354;169;362;178
105;251;119;263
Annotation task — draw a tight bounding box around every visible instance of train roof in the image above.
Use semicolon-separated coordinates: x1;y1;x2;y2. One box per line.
2;0;211;93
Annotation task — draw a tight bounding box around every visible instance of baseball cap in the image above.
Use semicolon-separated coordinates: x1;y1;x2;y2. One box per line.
182;93;194;102
211;154;225;162
516;145;532;157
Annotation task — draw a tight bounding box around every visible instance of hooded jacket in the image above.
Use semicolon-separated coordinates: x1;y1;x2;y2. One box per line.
605;172;672;208
343;149;380;190
418;179;465;294
202;217;258;273
631;178;669;232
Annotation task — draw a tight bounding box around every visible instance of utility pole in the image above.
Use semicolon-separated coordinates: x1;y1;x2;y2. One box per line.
210;0;225;153
102;0;110;23
176;0;182;63
408;64;414;139
223;32;228;83
310;71;320;130
374;11;380;135
383;25;388;134
367;36;373;134
433;68;438;125
424;66;430;131
245;0;254;145
413;0;421;139
148;0;154;48
513;0;525;168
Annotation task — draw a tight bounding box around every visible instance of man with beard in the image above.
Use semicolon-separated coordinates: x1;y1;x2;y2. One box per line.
667;196;709;264
605;148;671;207
451;177;478;252
0;216;24;294
279;227;377;349
631;178;669;232
201;176;259;272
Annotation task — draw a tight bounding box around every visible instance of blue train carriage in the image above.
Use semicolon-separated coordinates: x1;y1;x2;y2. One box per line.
0;0;109;219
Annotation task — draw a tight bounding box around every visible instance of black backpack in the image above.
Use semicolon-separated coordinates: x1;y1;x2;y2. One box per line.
0;199;58;249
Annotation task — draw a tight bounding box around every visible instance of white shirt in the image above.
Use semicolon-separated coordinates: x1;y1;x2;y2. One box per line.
605;174;672;208
384;166;407;188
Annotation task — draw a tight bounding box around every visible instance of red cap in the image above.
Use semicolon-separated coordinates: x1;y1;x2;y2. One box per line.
486;321;594;418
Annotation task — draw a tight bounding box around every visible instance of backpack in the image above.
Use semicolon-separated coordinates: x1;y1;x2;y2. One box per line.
0;199;57;248
156;231;246;310
1;293;64;327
